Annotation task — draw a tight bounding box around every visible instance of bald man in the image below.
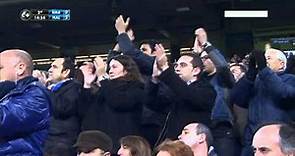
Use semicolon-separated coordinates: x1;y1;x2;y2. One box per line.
252;123;295;156
0;49;51;156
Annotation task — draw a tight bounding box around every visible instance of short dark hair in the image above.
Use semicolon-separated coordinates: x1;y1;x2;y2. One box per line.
279;123;295;155
120;135;151;156
140;39;160;53
195;123;214;147
62;57;75;78
180;53;204;77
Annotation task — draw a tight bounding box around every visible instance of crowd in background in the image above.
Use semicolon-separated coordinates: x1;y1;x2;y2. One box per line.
1;15;295;156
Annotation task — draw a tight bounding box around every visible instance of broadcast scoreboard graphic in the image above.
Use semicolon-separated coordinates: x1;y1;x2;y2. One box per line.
20;9;70;21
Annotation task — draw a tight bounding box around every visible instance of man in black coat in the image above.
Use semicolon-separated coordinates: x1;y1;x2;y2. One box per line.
152;44;216;140
44;57;83;156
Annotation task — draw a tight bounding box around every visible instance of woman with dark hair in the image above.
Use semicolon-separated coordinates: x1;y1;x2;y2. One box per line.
82;55;145;154
117;135;151;156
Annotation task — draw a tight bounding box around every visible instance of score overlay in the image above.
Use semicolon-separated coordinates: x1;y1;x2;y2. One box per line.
20;9;70;21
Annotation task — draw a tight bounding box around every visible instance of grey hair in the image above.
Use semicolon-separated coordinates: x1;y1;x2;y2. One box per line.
279;124;295;155
195;123;213;147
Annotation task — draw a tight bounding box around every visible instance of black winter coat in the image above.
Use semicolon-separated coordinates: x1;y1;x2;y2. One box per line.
81;79;145;152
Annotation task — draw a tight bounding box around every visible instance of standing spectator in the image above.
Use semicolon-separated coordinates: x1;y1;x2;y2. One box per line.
152;44;216;140
193;28;240;156
231;48;295;156
82;55;145;153
0;49;51;155
44;57;83;156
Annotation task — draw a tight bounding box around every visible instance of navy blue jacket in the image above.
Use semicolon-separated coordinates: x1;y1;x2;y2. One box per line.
231;67;295;145
117;33;155;76
203;46;235;125
0;76;51;156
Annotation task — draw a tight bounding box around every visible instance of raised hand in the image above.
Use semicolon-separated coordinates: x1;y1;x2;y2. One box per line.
79;62;97;88
195;28;208;46
115;15;130;34
154;44;169;71
93;56;107;78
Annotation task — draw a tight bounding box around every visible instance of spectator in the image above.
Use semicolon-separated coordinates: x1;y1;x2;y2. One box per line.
44;57;83;156
231;48;295;156
229;63;246;82
194;28;240;156
82;55;145;153
178;123;217;156
156;140;194;156
74;130;112;156
0;49;51;155
152;44;216;140
117;135;151;156
252;123;295;156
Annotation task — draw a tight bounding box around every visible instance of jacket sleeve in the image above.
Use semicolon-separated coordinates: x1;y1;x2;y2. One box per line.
117;33;155;75
259;67;295;99
206;46;235;88
158;67;216;111
230;76;254;108
0;86;50;137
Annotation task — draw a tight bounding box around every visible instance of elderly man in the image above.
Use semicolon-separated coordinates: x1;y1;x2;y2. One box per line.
231;48;295;156
252;123;295;156
178;123;217;156
0;49;51;155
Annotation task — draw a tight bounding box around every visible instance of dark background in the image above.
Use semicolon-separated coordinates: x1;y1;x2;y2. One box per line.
0;0;294;66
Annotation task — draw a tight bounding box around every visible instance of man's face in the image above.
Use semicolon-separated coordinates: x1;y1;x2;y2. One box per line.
0;53;18;81
178;124;198;147
140;44;153;56
265;50;285;72
48;58;66;83
174;56;198;82
252;125;286;156
108;59;127;80
200;52;215;74
78;148;109;156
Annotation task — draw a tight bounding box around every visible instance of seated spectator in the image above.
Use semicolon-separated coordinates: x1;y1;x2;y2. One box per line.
178;123;217;156
252;123;295;156
156;140;194;156
74;130;112;156
117;135;151;156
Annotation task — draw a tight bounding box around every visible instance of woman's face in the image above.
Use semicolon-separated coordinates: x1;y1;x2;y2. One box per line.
108;59;127;80
117;145;132;156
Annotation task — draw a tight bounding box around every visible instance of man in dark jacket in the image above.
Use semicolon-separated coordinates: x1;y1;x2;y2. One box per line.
0;49;51;156
44;57;83;156
231;48;295;156
194;28;240;156
153;45;216;140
